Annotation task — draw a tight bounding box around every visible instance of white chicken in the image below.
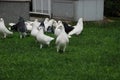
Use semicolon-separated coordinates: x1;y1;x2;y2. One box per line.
0;18;13;38
36;27;54;49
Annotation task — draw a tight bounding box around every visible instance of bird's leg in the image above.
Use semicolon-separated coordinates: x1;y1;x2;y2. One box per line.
47;42;50;47
57;46;60;52
23;32;27;37
63;45;66;52
20;34;22;39
19;32;22;39
3;33;6;38
23;33;25;38
40;44;43;49
22;32;27;38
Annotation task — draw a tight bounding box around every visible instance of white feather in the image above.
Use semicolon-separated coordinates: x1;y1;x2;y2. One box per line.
54;21;61;36
68;18;83;37
9;23;15;26
44;18;56;32
54;27;61;37
36;27;54;49
54;20;64;37
25;21;33;31
56;22;69;52
0;18;13;38
31;19;41;37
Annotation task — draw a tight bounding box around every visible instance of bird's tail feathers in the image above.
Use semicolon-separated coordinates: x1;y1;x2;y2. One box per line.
6;29;13;34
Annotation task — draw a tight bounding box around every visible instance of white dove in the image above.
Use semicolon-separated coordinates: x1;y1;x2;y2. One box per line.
54;20;64;37
25;21;33;31
36;27;54;49
0;18;13;38
56;21;69;52
44;18;56;32
31;19;40;37
68;18;83;37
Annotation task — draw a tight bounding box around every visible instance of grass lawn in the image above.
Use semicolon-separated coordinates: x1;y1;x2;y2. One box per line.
0;18;120;80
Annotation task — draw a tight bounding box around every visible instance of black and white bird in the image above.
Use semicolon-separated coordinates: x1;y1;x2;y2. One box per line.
44;18;56;33
54;21;73;38
39;21;45;31
62;21;74;34
0;18;13;38
10;17;27;39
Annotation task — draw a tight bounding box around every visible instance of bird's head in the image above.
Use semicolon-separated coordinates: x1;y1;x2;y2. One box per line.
58;20;62;25
45;18;49;21
78;18;83;22
52;20;57;27
37;26;44;31
34;19;38;22
0;18;4;22
57;22;64;30
19;16;24;22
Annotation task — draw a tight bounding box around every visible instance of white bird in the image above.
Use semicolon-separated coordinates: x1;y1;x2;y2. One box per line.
44;18;49;25
36;27;54;49
43;18;49;31
56;22;69;52
9;23;15;27
54;26;61;37
54;21;71;38
0;18;13;38
54;20;63;37
25;21;33;31
44;18;56;32
52;20;58;28
68;18;83;37
31;19;40;37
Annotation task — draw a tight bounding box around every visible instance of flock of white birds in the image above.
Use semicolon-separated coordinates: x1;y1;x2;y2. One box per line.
0;17;83;52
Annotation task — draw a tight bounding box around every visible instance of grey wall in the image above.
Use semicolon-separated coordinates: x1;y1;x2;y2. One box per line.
32;0;49;13
0;1;30;24
52;0;74;20
52;0;104;21
75;0;104;21
31;0;104;21
0;0;31;1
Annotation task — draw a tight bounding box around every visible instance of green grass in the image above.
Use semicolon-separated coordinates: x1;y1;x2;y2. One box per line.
0;19;120;80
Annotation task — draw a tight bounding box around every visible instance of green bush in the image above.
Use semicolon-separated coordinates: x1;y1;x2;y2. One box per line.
104;0;120;17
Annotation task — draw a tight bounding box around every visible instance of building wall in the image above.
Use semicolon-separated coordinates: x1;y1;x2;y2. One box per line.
0;1;30;24
52;0;104;21
52;0;74;20
32;0;49;13
0;0;31;1
74;0;104;21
